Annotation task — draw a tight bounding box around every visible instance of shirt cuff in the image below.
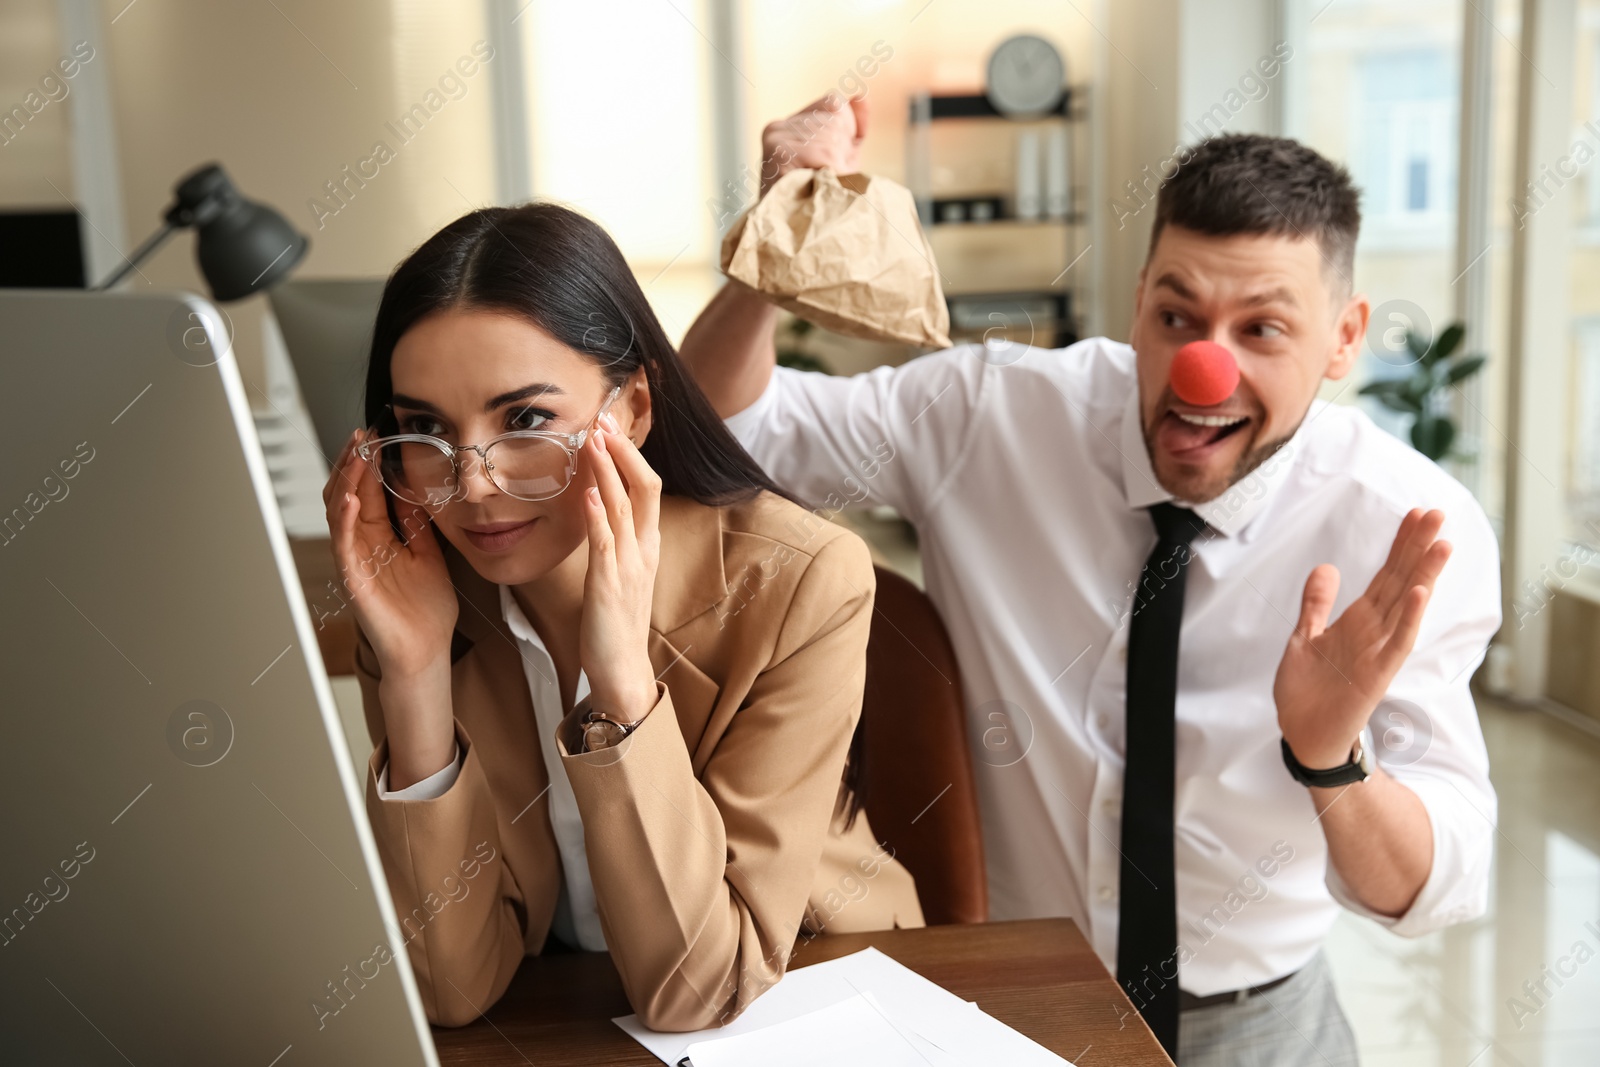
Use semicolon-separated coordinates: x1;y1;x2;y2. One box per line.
375;741;462;801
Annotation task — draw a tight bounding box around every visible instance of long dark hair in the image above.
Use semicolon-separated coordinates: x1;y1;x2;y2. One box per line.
367;203;791;508
364;202;867;822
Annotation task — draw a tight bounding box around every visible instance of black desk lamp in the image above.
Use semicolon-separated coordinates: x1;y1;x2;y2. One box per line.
94;163;308;300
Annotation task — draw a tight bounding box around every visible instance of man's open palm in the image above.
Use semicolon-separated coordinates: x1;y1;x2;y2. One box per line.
1274;508;1453;769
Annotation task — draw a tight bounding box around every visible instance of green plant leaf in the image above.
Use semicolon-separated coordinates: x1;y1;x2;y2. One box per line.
1360;380;1423;414
1444;354;1487;386
1404;328;1432;363
1411;414;1456;460
1435;418;1457;458
1424;322;1465;366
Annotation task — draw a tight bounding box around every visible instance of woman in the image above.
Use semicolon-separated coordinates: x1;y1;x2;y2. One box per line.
321;203;923;1031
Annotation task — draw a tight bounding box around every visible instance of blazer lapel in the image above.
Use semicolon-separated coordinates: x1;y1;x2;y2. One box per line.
646;629;723;771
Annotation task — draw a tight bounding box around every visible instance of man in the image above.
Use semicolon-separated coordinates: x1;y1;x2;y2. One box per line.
679;95;1499;1065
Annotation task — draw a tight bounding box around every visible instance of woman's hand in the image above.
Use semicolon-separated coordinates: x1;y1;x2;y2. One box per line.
321;429;459;679
323;429;458;790
577;412;663;727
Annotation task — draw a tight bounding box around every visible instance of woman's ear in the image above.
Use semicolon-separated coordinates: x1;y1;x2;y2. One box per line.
621;365;653;445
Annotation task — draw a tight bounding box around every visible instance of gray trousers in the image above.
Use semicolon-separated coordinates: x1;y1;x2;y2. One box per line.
1178;950;1359;1066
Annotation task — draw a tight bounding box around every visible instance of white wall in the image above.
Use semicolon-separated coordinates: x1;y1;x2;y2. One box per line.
0;0;74;205
83;0;499;392
1098;0;1289;341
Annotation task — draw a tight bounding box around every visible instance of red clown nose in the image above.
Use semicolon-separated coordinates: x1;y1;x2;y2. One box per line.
1169;340;1239;407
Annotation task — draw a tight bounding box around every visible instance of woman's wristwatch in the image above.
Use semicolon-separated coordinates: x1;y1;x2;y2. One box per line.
1280;726;1376;788
578;707;645;752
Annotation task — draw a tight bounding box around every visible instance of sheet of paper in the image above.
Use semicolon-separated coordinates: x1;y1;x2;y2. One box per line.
683;993;938;1067
613;952;859;1065
612;947;1074;1067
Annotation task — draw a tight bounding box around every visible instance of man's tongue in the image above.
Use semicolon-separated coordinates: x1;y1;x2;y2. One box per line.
1159;412;1231;454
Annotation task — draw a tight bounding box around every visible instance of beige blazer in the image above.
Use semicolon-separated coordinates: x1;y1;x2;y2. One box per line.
354;490;924;1030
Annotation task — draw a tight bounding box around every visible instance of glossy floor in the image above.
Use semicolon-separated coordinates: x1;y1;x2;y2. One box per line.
1323;699;1600;1066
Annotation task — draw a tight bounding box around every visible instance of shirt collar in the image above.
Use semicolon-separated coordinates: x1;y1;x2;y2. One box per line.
497;572;592;704
498;581;551;654
1117;381;1301;540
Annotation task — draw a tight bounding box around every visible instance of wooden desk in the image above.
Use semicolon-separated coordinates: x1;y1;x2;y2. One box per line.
430;918;1172;1066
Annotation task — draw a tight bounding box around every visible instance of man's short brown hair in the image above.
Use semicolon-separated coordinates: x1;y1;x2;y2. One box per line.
1149;133;1362;294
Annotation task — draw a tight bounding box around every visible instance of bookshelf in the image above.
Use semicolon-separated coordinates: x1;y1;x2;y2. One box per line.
905;89;1090;350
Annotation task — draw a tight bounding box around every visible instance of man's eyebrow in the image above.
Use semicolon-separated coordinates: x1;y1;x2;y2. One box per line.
390;382;567;415
1152;273;1196;300
1240;286;1298;308
1152;273;1298;308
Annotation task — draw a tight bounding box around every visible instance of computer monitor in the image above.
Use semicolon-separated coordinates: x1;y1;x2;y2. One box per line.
0;210;87;288
268;278;386;461
0;290;439;1065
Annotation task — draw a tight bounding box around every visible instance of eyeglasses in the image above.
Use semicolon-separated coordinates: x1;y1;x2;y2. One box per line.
357;384;623;506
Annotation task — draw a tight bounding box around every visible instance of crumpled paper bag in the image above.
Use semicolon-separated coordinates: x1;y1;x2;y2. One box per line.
720;168;951;349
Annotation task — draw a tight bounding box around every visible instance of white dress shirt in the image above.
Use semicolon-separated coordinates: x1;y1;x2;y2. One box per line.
375;583;607;952
724;336;1501;994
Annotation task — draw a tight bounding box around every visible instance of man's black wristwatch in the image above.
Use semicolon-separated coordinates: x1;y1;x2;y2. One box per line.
1281;726;1375;788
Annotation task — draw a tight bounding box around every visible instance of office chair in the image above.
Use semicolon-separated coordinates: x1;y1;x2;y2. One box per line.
858;565;988;924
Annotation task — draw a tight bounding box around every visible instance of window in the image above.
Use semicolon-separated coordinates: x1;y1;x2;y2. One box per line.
510;0;1100;349
515;0;718;342
1574;320;1600;517
1287;1;1466;455
1569;3;1600;550
1355;48;1458;241
1589;37;1600;228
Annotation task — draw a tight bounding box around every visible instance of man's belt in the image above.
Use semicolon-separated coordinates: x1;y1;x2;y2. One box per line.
1178;968;1297;1011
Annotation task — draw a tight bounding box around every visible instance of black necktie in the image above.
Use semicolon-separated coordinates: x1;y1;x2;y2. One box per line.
1117;502;1206;1060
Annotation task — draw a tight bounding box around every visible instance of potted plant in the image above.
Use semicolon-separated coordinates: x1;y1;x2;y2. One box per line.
1357;321;1487;461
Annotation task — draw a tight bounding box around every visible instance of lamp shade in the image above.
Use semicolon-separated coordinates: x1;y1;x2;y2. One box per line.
170;164;308;301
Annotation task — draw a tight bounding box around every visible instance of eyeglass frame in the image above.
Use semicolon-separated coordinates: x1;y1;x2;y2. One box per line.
356;383;624;504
